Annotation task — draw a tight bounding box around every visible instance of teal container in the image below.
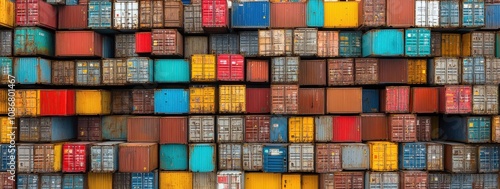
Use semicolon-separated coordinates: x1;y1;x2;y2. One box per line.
189;144;216;172
405;28;431;57
496;32;500;58
339;31;362;57
14;57;51;84
154;59;190;83
362;29;404;57
14;27;54;57
160;144;188;171
306;0;324;27
0;57;12;84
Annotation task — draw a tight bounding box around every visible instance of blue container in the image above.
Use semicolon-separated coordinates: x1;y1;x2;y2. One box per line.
88;1;113;29
270;117;288;143
263;144;288;173
66;0;78;5
76;60;101;86
485;5;500;29
306;0;324;27
17;174;39;188
339;31;362;57
461;57;486;84
239;31;259;57
126;57;153;83
462;0;485;28
477;174;499;188
131;170;159;189
102;35;114;58
14;27;54;56
0;57;13;84
102;116;128;141
362;29;404;57
398;143;427;170
405;28;431;57
450;174;473;188
42;117;77;142
189;144;216;172
231;1;270;28
14;57;51;84
160;144;188;171
362;89;379;113
63;174;86;189
440;0;460;28
154;59;190;83
439;116;491;143
40;174;63;189
0;145;15;171
154;89;189;114
478;145;500;173
181;0;190;4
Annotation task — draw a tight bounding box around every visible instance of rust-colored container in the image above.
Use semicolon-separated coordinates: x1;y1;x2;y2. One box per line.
139;0;164;28
246;88;270;114
245;115;271;143
55;31;103;57
416;116;432;142
333;172;364;189
327;58;354;86
386;0;415;27
270;85;299;114
380;86;410;113
359;0;386;27
160;117;188;144
119;143;158;173
299;59;326;86
112;90;133;114
317;31;339;57
246;59;269;82
270;2;306;28
354;58;378;85
127;116;160;143
443;143;477;173
388;114;417;142
439;85;473;114
379;59;408;84
315;143;342;173
51;61;75;85
493;116;500;143
151;29;183;56
298;88;325;115
132;89;155;114
441;33;461;57
16;0;57;29
411;87;439;113
431;32;442;57
326;88;362;114
0;172;14;189
399;171;428;189
361;114;388;141
407;59;427;84
58;5;88;30
164;1;184;28
77;117;102;141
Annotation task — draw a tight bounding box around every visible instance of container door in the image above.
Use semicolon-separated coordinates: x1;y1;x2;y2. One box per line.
306;0;324;27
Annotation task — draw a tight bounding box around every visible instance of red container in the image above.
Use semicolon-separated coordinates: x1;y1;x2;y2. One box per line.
119;143;158;173
246;88;270;114
40;90;76;116
439;85;472;114
0;172;14;189
245;115;270;142
270;3;306;28
77;117;102;141
16;0;57;29
388;114;417;142
298;88;325;115
332;116;361;142
127;117;160;143
56;31;103;57
58;5;88;30
246;59;269;82
411;87;439;113
380;86;410;113
217;54;244;81
316;143;342;173
159;117;188;144
201;0;229;32
63;142;92;173
135;32;152;53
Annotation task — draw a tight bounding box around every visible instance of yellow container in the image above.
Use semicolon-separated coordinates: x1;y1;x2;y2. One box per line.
75;90;111;115
88;173;113;189
441;33;461;57
288;117;314;143
302;175;318;189
0;117;14;143
219;85;246;113
189;86;216;113
35;143;63;172
282;174;301;189
160;171;193;189
407;59;427;84
324;1;359;28
191;54;216;82
15;90;40;117
368;141;398;171
492;116;500;143
245;173;281;189
0;89;8;114
0;0;15;28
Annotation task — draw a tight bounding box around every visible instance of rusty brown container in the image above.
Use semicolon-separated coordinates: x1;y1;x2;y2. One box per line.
247;59;269;83
299;59;326;86
327;58;354;86
132;89;155;114
151;29;183;56
411;87;439;113
326;88;362;114
333;172;364;189
443;143;477;173
184;36;208;59
270;85;299;114
164;1;183;28
416;116;431;142
317;31;339;57
361;114;388;141
298;88;325;115
112;90;133;114
379;59;408;84
58;5;88;30
407;59;427;84
431;32;442;57
159;117;188;144
139;0;164;28
270;2;306;28
319;173;334;189
315;143;342;173
441;33;461;57
102;59;127;85
52;61;75;85
359;0;386;27
399;171;428;189
388;114;417;142
77;117;102;141
245;115;271;143
127;116;160;143
119;143;158;173
354;58;379;85
386;0;415;27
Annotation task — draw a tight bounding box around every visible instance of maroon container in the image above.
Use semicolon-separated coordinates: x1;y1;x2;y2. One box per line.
151;29;183;56
127;117;160;143
380;86;410;113
355;58;379;85
119;143;159;173
386;0;415;28
333;172;364;189
361;114;388;141
77;117;102;141
299;59;327;86
327;58;354;86
112;90;133;114
332;116;361;142
246;88;270;114
416;116;431;142
159;117;188;144
58;5;88;30
0;172;14;189
56;31;103;57
270;2;306;28
16;0;57;29
399;171;428;189
411;87;439;113
388;114;417;142
244;115;270;142
132;89;155;114
298;88;325;115
379;59;408;84
316;143;342;173
439;85;473;114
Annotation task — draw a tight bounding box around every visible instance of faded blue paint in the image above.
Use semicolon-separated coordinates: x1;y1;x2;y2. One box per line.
362;29;404;57
314;116;332;142
63;174;86;189
14;57;51;84
339;31;362;57
41;117;77;142
306;0;324;27
182;0;189;4
450;174;473;188
362;89;379;113
231;2;270;28
405;28;431;57
126;57;153;83
66;0;78;5
154;89;189;114
40;174;62;189
17;174;39;189
239;31;259;57
154;59;190;83
439;116;491;143
398;143;427;170
102;116;128;141
76;60;101;86
160;144;188;171
263;144;288;173
462;0;485;27
478;145;499;173
485;5;500;29
131;170;158;189
270;116;288;143
462;57;486;84
342;144;370;170
0;144;15;171
101;35;114;58
88;1;113;29
189;144;216;172
0;57;12;83
14;27;54;56
440;0;460;28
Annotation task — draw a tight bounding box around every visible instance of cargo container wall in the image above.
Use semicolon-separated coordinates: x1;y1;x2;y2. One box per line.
75;90;111;115
160;144;188;171
439;85;472;114
270;116;288;142
20;117;77;142
112;90;132;114
462;0;485;27
245;116;270;142
441;33;461;56
0;0;14;28
378;59;408;84
288;144;314;172
201;0;229;32
361;114;388;141
493;116;500;142
388;114;417;142
246;88;270;114
288;117;314;143
151;29;183;56
126;57;153;83
218;144;242;170
131;170;158;189
365;172;399;189
154;89;189;114
56;31;103;57
193;172;216;189
185;36;208;58
75;60;101;86
431;32;442;57
0;32;12;57
439;0;460;28
485;58;500;84
209;34;240;54
317;31;338;57
112;173;131;189
368;142;398;171
87;173;113;189
217;54;244;81
306;0;324;27
17;144;34;173
189;144;216;172
217;116;244;143
17;174;39;189
191;54;216;82
411;87;439;113
239;32;260;58
127;116;160;143
139;0;164;29
0;118;15;143
485;5;500;29
14;57;51;84
327;58;354;86
41;174;63;189
184;4;204;33
415;0;440;27
425;143;444;171
271;57;299;84
77;117;102;141
332;116;361;142
399;171;428;189
113;0;139;30
39;90;76;116
324;1;359;28
90;142;122;172
262;144;287;173
362;29;405;57
258;29;293;56
355;58;379;85
319;173;334;189
88;1;112;29
293;28;317;56
119;143;158;173
51;61;75;85
15;0;57;29
342;143;370;170
359;0;386;27
472;85;498;115
472;174;498;189
245;173;281;189
477;145;499;173
164;1;183;28
15;90;40;117
380;86;410;113
462;57;486;84
217;171;244;189
159;117;188;144
298;88;324;115
416;116;432;141
443;143;477;173
232;1;270;28
271;85;299;114
405;28;431;57
135;32;152;53
326;88;362;114
270;3;306;28
219;85;245;113
315;116;332;142
339;31;362;57
115;34;137;58
0;145;14;171
159;172;192;189
386;0;415;27
398;143;427;170
102;59;127;85
63;174;87;189
333;172;364;189
246;60;269;83
242;144;263;172
462;32;495;57
428;57;460;85
440;116;491;143
315;144;341;173
188;116;215;143
0;91;6;115
63;142;92;173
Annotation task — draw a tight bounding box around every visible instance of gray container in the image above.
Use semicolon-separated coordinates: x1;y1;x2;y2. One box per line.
315;116;332;142
293;28;317;56
0;30;12;56
115;34;137;58
242;143;263;171
365;172;399;189
271;57;299;84
40;174;63;189
239;31;258;57
485;58;500;85
184;36;208;59
342;143;370;170
209;34;239;54
217;116;244;143
218;144;242;170
90;142;123;173
184;5;203;33
102;59;127;85
17;144;34;173
188;116;215;143
193;172;216;189
19;117;77;142
288;143;314;172
472;85;498;115
113;173;131;189
428;57;460;85
76;60;101;86
426;142;444;171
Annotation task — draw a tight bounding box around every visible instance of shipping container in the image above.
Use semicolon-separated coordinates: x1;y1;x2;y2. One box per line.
88;173;113;189
399;171;428;188
218;144;242;170
0;90;6;115
19;117;77;142
315;143;341;172
477;145;499;173
270;116;288;142
239;31;258;57
426;142;444;171
386;0;415;27
217;171;243;189
184;4;203;33
317;31;338;57
160;144;188;171
119;143;158;173
132;89;155;114
244;116;270;142
281;174;300;188
185;36;208;58
115;34;137;58
339;31;362;57
189;144;216;172
381;86;410;113
217;54;244;81
462;0;485;27
15;90;40;117
365;172;399;189
14;27;54;57
472;174;498;188
161;2;183;28
14;57;51;84
431;32;442;57
102;59;127;85
88;0;112;29
75;90;111;115
440;116;491;143
191;54;216;82
113;0;139;30
209;34;239;55
388;114;417;142
111;90;132;114
270;3;306;28
159;117;187;144
319;173;334;189
17;174;39;188
298;88;324;115
355;58;378;84
15;0;57;29
362;29;404;57
324;1;359;28
126;57;153;83
131;170;158;189
51;61;75;85
411;87;439;113
405;28;431;57
485;4;500;29
201;0;228;32
90;141;122;172
326;88;362;114
263;144;287;172
17;144;34;173
368;141;398;171
38;174;64;189
21;143;62;173
486;58;500;84
135;32;152;53
361;114;388;141
75;60;101;86
63;174;87;189
306;0;323;27
245;173;281;189
242;143;263;171
439;0;460;28
327;59;353;86
56;31;103;57
443;142;477;173
0;0;14;28
39;90;76;116
416;117;432;141
139;0;164;28
441;33;461;56
188;116;215;143
0;118;15;143
359;0;386;27
332;116;361;142
472;85;498;115
58;5;88;30
0;33;11;57
77;117;102;141
288;117;314;143
415;0;439;27
127;116;159;143
493;116;500;142
219;85;245;113
154;89;189;114
428;57;460;85
463;32;495;57
462;57;486;84
63;142;92;173
258;29;293;56
342;143;370;170
232;1;270;28
288;144;314;172
151;29;183;56
192;172;216;189
159;171;192;189
271;57;299;84
217;116;244;143
398;143;427;170
246;88;270;114
439;85;473;114
293;28;317;56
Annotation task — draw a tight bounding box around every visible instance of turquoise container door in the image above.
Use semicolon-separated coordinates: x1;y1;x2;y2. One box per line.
189;144;216;172
307;0;324;27
154;59;190;83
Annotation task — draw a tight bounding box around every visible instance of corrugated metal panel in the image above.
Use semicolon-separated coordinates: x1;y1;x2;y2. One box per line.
77;117;102;141
441;33;461;56
0;58;12;85
315;143;341;173
407;59;427;84
15;0;57;29
263;144;287;173
341;143;369;170
431;32;442;56
472;85;498;115
439;86;473;114
151;29;183;56
355;58;378;85
113;0;139;30
159;117;188;144
217;116;244;143
270;3;306;28
14;57;51;85
75;90;111;115
192;172;215;189
15;90;40;117
51;61;75;85
333;172;364;189
281;174;300;189
398;143;427;170
189;116;215;143
209;34;239;54
75;60;101;86
399;171;428;189
315;116;332;142
63;174;87;189
388;114;417;142
462;32;495;57
246;88;270;114
102;59;127;85
87;173;113;189
462;57;486;84
381;86;410;113
440;116;491;143
90;142;122;173
412;87;439;113
17;144;34;173
185;36;208;58
219;85;245;113
317;31;338;57
217;54;244;81
462;0;485;27
359;0;386;27
126;57;153;83
217;171;243;189
244;115;270;142
271;57;299;84
55;31;103;57
339;31;362;57
115;34;137;58
288;144;314;172
0;31;12;56
327;58;354;86
361;114;388;141
189;144;216;172
326;88;362;114
17;174;39;188
493;116;500;143
428;57;460;85
293;28;317;56
139;0;164;28
242;143;263;171
426;143;444;171
440;0;460;28
160;171;192;189
485;5;500;29
473;174;498;188
164;1;183;28
119;143;158;173
201;0;229;32
386;0;415;27
246;60;269;82
184;4;204;33
191;54;216;82
127;116;160;143
101;116;128;141
0;118;15;144
136;32;152;53
415;116;432;141
324;1;359;28
258;29;293;56
218;144;242;170
39;90;76;116
111;90;132;114
288;117;314;143
88;1;112;29
362;29;404;57
415;0;440;27
485;58;500;84
405;28;431;57
443;143;477;173
306;0;324;27
231;1;270;28
20;117;77;142
477;145;499;173
131;170;158;189
271;85;298;114
332;116;361;142
245;173;281;189
63;142;92;173
365;172;399;189
239;31;259;57
131;89;155;114
160;144;188;171
154;89;189;114
378;59;409;84
298;88;325;115
270;116;288;142
40;174;62;189
368;141;398;171
0;0;14;28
